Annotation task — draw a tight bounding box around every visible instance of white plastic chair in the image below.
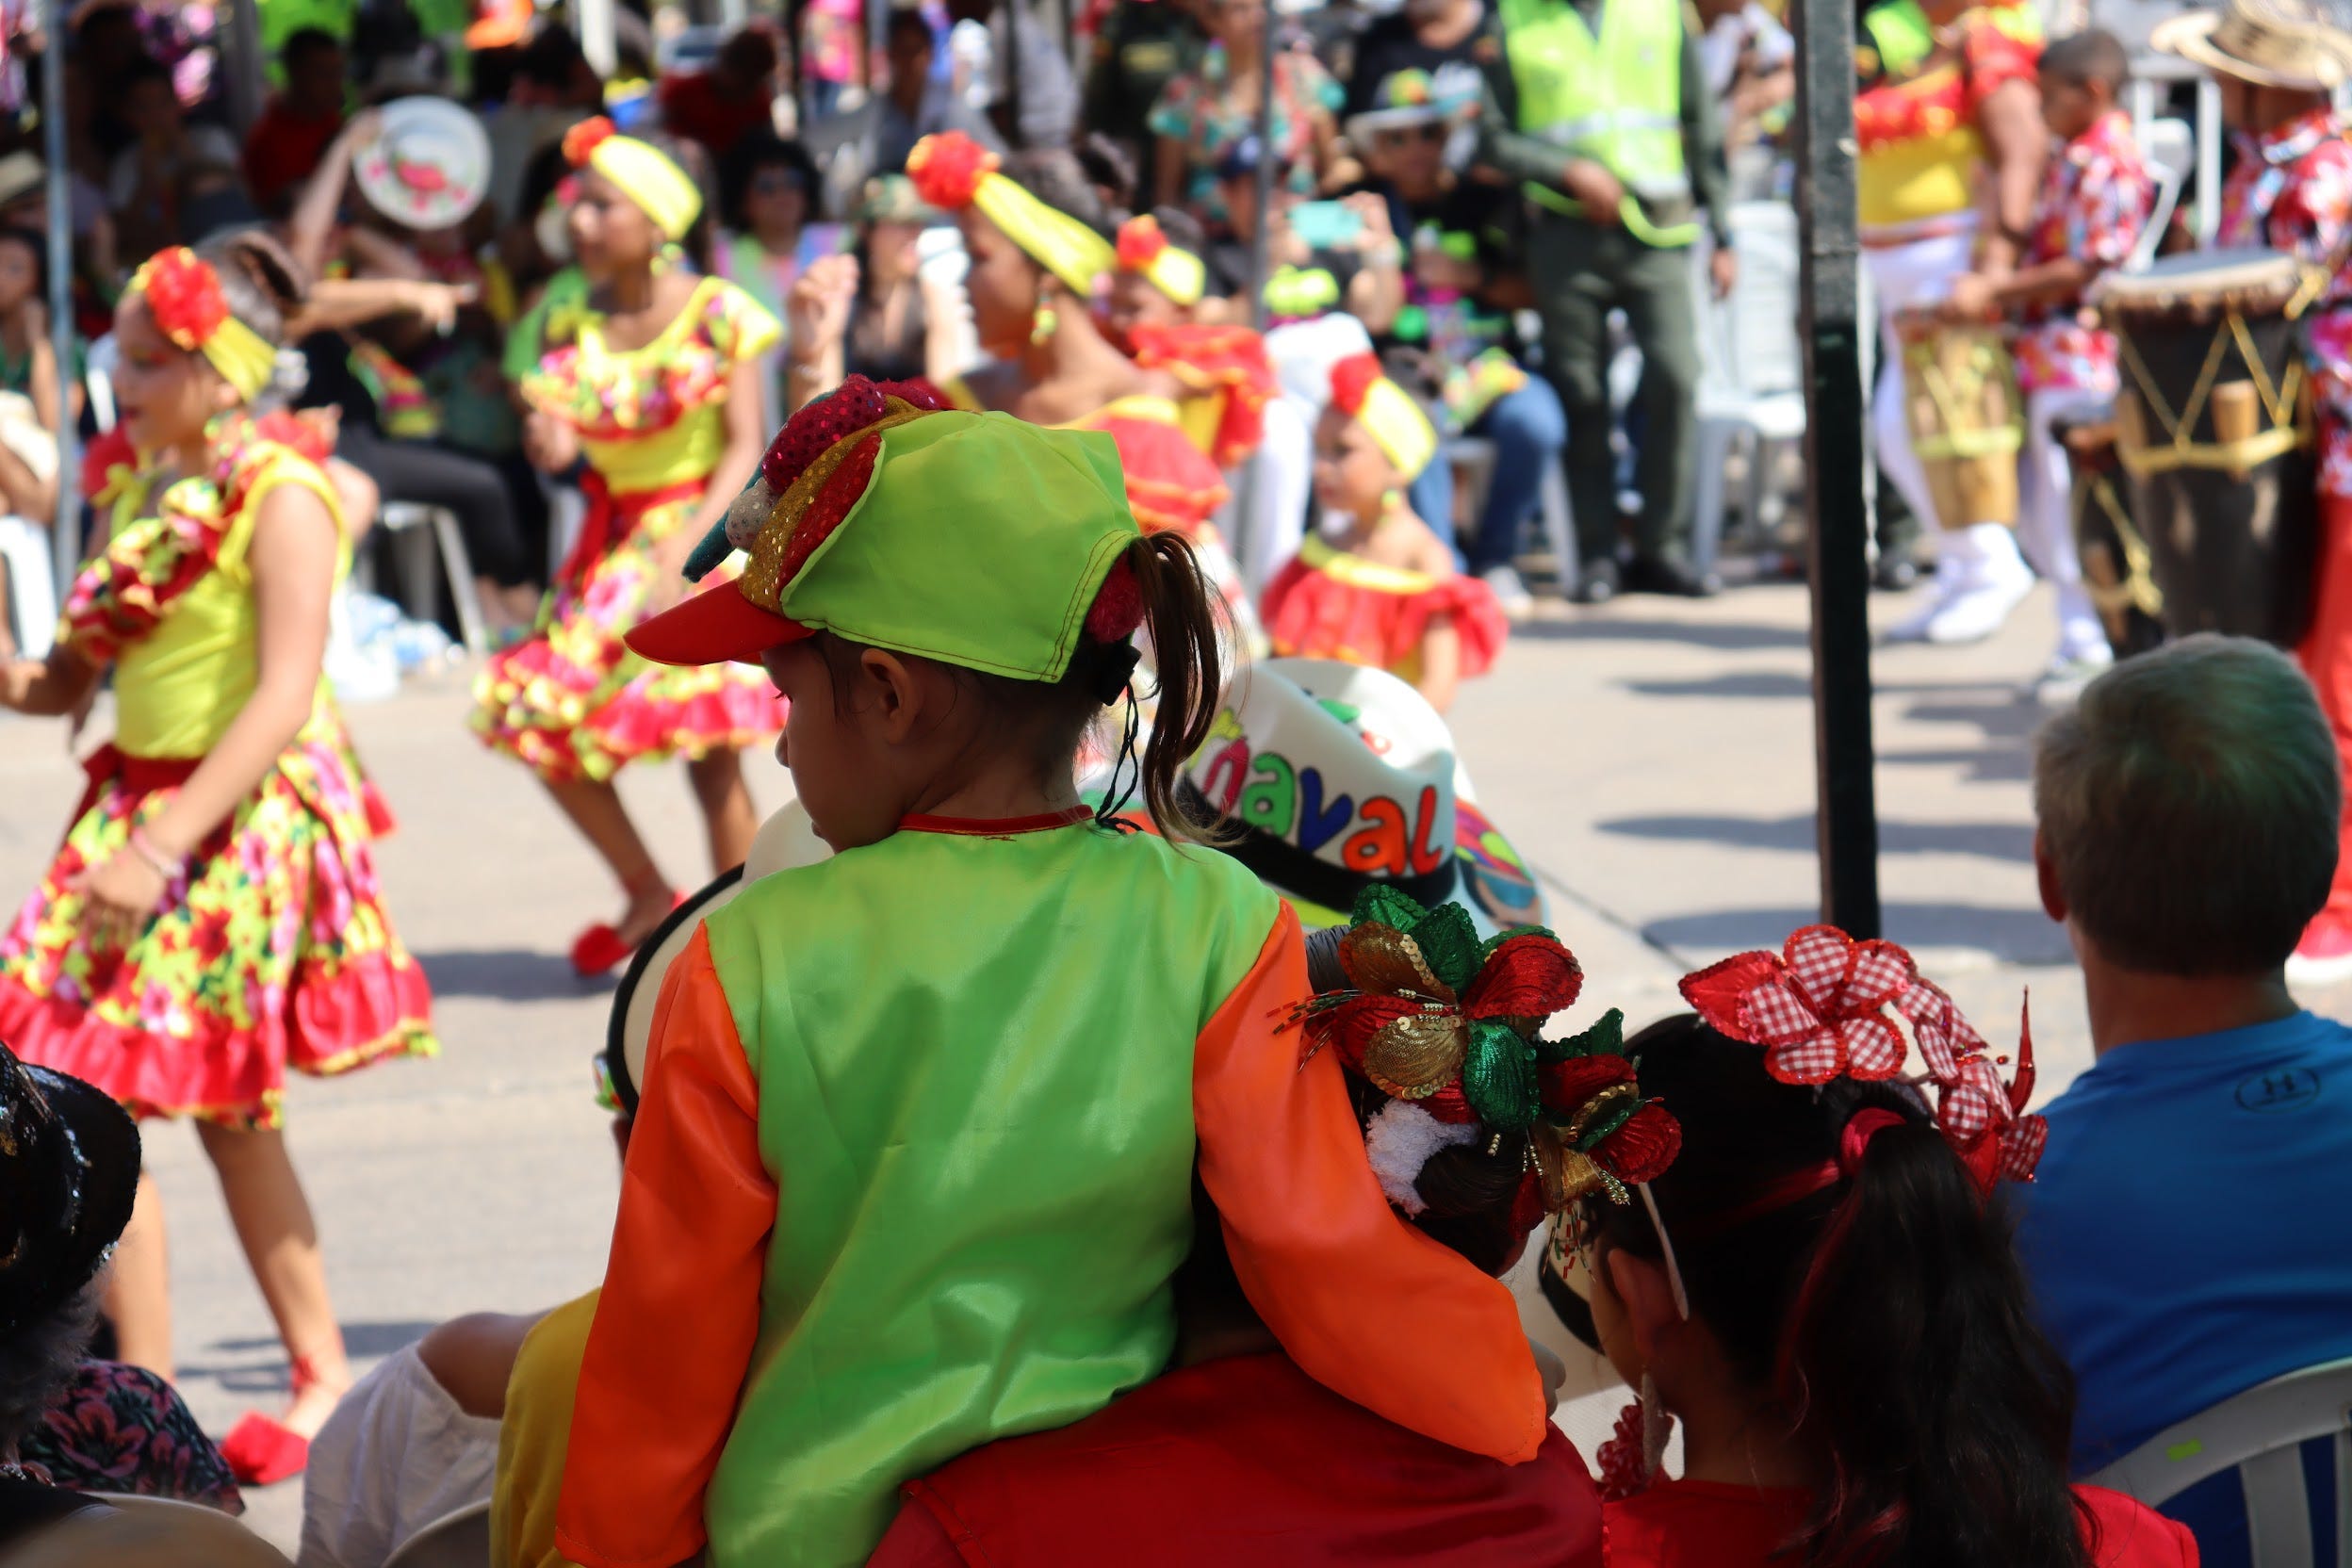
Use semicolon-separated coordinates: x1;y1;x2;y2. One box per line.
2128;117;2194;273
1443;434;1576;596
368;500;489;656
2086;1356;2352;1567
82;1492;291;1565
382;1497;492;1568
0;514;57;658
1691;201;1807;576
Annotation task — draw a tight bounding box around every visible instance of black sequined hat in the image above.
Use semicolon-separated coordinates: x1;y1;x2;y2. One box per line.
0;1041;139;1339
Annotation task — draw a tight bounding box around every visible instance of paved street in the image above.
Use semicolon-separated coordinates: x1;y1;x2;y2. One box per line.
5;577;2344;1551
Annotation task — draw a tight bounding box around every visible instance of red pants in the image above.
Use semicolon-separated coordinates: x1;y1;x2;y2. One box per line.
2299;492;2352;943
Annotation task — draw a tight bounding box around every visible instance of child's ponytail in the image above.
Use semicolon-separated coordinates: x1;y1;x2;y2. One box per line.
1122;531;1230;841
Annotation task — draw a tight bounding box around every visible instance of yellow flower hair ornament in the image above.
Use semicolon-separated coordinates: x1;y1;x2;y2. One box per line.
1114;215;1206;308
127;249;278;402
906;131;1116;298
564;117;703;242
1330;352;1438;481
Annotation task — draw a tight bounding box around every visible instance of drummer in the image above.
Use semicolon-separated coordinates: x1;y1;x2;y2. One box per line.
2156;0;2352;980
1943;29;2153;693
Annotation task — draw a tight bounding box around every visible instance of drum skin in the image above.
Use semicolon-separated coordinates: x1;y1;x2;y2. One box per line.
2101;251;2319;647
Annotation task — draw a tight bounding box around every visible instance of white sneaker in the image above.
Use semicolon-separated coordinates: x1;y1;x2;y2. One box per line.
1883;556;1964;643
1481;564;1536;617
1922;560;2034;645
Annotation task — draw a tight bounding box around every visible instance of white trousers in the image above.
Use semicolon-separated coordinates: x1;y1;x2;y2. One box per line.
1865;231;2028;580
2020;384;2112;658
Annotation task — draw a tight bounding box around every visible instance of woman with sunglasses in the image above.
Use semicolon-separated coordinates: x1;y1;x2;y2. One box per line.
1558;930;2194;1567
711;131;841;429
1342;83;1563;617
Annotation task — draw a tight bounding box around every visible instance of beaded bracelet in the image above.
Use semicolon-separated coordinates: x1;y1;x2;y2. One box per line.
127;826;183;881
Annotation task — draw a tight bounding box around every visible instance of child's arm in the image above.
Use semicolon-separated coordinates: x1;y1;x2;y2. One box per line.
1416;613;1462;713
1191;902;1549;1464
557;924;776;1568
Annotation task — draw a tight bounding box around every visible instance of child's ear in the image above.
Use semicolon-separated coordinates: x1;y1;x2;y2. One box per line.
858;647;924;743
1605;1249;1682;1364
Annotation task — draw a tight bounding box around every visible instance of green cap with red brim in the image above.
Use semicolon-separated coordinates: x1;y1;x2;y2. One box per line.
627;386;1142;677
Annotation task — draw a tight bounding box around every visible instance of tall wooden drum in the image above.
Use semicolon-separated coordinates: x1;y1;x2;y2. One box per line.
2092;249;2319;646
1898;317;2024;531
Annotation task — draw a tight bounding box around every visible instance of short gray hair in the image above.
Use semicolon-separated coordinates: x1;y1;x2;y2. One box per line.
2034;635;2339;974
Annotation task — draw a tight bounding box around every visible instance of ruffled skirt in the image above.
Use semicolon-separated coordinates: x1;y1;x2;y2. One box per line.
1261;555;1510;682
0;712;437;1128
471;491;787;782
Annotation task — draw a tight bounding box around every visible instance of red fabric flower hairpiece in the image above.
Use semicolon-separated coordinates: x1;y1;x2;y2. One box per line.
906;131;999;211
139;248;229;351
1329;352;1382;419
1679;924;1915;1085
562;116;617;168
1116;215;1168;271
1680;925;2048;1191
1085;557;1142;642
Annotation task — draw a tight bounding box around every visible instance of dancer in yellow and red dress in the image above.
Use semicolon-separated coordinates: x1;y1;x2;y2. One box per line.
2156;0;2352;976
1102;211;1278;471
471;119;785;976
902;132;1266;655
1261;355;1506;711
0;235;434;1486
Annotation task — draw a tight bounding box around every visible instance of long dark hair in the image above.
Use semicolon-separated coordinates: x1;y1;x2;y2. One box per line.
1592;1017;2090;1568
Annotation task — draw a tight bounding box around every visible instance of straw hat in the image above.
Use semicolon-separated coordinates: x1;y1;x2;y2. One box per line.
353;97;493;230
2152;0;2352;91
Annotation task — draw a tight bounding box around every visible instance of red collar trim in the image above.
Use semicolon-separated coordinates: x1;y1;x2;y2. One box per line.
898;806;1095;837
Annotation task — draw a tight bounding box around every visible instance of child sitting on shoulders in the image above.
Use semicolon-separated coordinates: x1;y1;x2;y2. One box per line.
552;379;1544;1568
1260;353;1509;711
1945;28;2155;690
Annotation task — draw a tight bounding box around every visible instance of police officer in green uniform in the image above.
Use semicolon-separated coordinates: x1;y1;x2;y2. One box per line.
1478;0;1731;599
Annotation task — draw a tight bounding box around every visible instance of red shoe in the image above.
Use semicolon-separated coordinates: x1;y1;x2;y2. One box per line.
219;1356;331;1487
2288;914;2352;988
569;890;686;977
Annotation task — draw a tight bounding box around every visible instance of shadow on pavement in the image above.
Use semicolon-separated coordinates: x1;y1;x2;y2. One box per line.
1643;902;2071;965
410;947;599;1002
1626;671;1813;701
1599;812;2034;863
182;1320;443;1392
1512;615;1810;652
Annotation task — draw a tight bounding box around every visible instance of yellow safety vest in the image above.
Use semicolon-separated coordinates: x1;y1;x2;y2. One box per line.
1500;0;1692;238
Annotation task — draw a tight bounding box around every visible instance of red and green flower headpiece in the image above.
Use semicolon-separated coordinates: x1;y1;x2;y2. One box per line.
126;248;278;400
1290;888;1681;1229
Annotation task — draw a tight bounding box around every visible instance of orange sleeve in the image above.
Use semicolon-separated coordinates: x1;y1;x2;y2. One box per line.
1192;901;1548;1464
555;925;776;1568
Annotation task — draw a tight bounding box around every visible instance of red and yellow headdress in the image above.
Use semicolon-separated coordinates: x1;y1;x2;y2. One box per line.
906;131;1116;298
127;249;278;402
563;116;703;241
1331;352;1438;482
1113;215;1206;308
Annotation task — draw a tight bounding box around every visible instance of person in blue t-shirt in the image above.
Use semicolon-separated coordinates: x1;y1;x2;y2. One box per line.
2017;632;2352;1568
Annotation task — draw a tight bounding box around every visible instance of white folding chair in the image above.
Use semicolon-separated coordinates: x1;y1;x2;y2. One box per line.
1443;435;1576;597
382;1496;492;1568
81;1492;290;1565
370;500;489;656
0;514;57;658
2087;1356;2352;1568
2129;117;2194;273
1691;201;1808;577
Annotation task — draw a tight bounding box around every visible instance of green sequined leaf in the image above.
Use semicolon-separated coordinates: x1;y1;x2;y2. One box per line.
1463;1018;1539;1131
1351;885;1429;934
1548;1007;1625;1063
1412;902;1483;993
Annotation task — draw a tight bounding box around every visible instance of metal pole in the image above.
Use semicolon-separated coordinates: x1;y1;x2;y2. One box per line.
227;0;264;133
41;0;75;598
1792;0;1881;935
1244;19;1276;331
